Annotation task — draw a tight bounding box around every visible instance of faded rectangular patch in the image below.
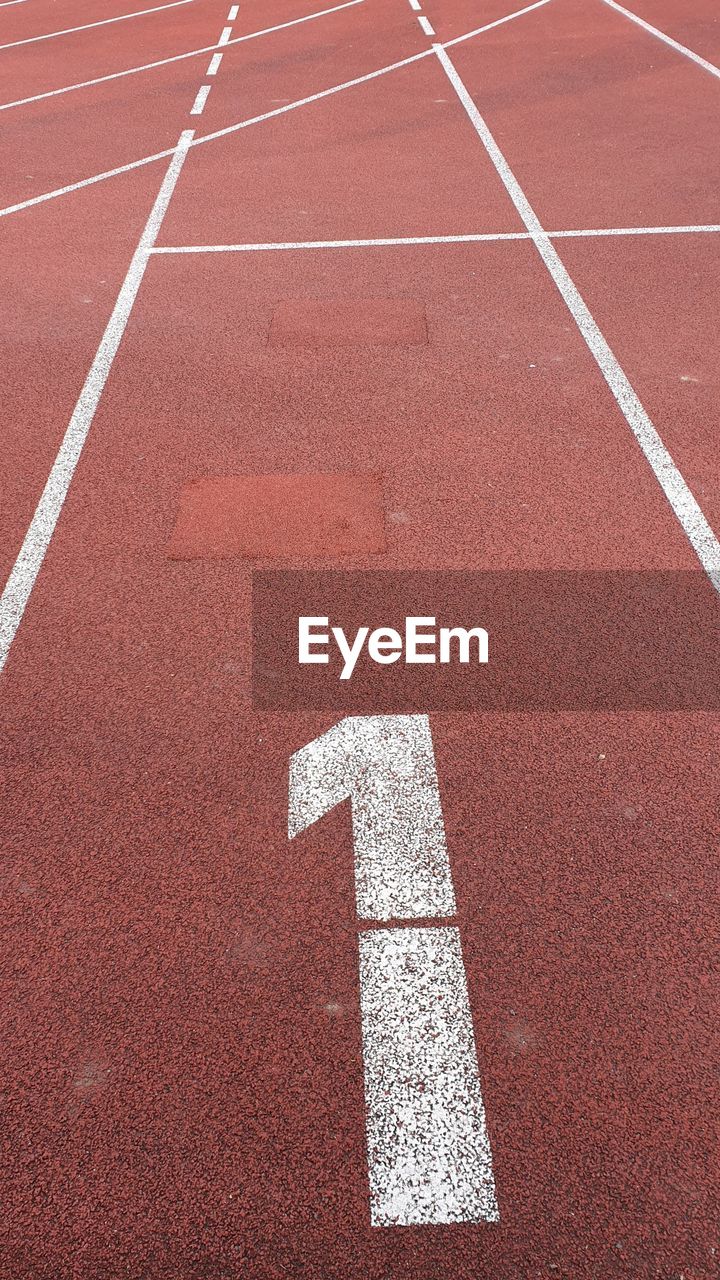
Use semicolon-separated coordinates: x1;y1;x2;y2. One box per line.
167;473;387;560
267;298;427;347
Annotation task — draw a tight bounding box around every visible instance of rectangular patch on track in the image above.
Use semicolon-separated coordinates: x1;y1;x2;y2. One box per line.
267;299;427;348
167;473;387;559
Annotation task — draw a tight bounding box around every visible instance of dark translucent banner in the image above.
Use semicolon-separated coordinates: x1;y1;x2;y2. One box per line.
251;571;720;711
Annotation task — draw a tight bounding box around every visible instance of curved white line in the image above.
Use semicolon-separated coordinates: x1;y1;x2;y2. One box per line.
0;0;197;52
0;0;553;220
0;0;365;113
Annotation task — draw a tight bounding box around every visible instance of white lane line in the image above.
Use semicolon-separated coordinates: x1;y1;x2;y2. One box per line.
0;0;196;51
190;83;211;114
408;0;421;9
418;14;435;36
359;926;498;1226
152;223;720;252
206;52;223;75
0;150;175;221
602;0;720;81
434;42;720;589
154;233;532;250
0;0;550;219
217;24;232;44
227;3;238;17
0;0;30;7
190;48;432;147
289;716;456;919
0;131;194;673
0;0;365;115
552;222;720;239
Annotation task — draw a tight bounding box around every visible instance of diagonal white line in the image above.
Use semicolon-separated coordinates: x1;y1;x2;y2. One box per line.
151;224;720;252
0;132;195;672
0;0;197;51
0;0;365;114
434;41;720;590
602;0;720;81
181;1;553;153
0;0;552;221
193;48;432;147
443;0;552;50
552;223;720;239
153;233;534;251
0;150;177;221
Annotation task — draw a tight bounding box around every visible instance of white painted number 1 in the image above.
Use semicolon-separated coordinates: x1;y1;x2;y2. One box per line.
288;714;498;1227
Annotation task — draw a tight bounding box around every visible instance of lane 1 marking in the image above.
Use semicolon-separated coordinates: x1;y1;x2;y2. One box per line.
418;15;435;35
207;52;223;75
217;24;233;44
289;715;498;1226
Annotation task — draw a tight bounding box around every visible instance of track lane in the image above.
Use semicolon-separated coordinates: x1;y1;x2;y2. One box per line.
602;0;720;68
447;0;720;231
556;232;720;548
2;227;717;1274
0;0;202;46
160;57;524;245
0;166;170;587
0;0;379;581
1;0;718;1275
0;0;229;105
173;0;420;130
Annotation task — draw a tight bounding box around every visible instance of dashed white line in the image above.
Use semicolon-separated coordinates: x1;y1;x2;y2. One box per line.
206;52;223;75
0;132;195;673
227;3;239;17
434;41;720;590
0;0;365;115
602;0;720;81
0;0;552;221
418;15;435;36
190;83;212;114
0;0;197;51
408;0;421;9
217;24;233;44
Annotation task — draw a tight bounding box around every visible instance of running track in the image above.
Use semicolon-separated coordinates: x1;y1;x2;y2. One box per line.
1;0;718;1275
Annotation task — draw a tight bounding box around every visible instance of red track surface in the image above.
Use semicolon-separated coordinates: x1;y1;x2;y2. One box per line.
1;0;718;1276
